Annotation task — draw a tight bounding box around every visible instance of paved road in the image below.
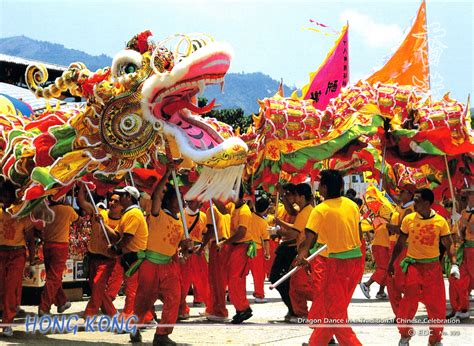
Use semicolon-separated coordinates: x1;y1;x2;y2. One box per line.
1;274;473;345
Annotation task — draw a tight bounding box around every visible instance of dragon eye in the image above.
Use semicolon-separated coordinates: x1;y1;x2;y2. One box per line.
124;63;137;74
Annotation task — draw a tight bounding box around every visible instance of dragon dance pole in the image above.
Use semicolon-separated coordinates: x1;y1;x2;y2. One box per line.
128;171;136;188
378;144;387;190
209;200;219;243
444;155;457;217
84;183;112;246
269;244;328;290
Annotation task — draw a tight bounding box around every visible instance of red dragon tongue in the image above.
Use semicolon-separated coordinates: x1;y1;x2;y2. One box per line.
162;99;216;117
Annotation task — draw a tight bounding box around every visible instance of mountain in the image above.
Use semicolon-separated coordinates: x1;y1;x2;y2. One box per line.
0;36;296;114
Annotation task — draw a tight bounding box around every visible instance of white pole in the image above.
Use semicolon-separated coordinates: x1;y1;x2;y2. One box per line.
128;171;136;188
209;200;219;243
170;170;190;239
269;244;328;290
379;144;387;190
444;155;457;220
84;183;112;246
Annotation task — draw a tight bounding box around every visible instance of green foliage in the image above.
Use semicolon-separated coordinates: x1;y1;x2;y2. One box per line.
199;97;252;132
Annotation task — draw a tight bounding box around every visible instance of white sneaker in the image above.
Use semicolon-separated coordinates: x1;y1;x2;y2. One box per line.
206;314;228;322
399;337;410;346
359;282;371;299
254;297;268;303
454;311;470;320
57;301;71;314
2;327;13;337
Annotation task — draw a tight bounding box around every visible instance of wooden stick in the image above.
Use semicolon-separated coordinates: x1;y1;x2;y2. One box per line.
269;244;328;290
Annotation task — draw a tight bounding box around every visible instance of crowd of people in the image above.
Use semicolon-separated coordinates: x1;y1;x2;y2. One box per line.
0;169;473;346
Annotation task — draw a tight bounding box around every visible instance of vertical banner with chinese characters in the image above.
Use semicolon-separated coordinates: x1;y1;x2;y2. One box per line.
295;25;349;110
366;0;429;92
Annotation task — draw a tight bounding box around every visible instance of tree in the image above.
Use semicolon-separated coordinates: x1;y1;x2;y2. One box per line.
198;98;252;133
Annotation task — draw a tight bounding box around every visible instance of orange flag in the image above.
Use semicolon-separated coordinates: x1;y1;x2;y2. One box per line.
367;0;429;92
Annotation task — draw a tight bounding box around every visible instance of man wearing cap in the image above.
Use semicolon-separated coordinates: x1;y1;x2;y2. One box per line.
109;185;148;318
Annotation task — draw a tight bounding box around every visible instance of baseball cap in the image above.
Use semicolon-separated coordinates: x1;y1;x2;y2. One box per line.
115;186;140;200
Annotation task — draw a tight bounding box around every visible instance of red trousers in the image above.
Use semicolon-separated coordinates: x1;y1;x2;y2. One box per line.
387;242;407;317
249;248;266;299
121;270;138;316
0;249;26;324
265;240;278;278
370;245;389;286
40;242;68;312
397;261;446;344
309;257;363;346
106;258;123;300
449;247;473;312
464;247;474;290
207;243;230;317
84;255;117;317
179;252;210;315
290;266;313;317
134;260;180;335
308;256;328;322
228;243;250;312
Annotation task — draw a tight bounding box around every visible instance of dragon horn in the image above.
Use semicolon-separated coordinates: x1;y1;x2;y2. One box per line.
25;62;89;99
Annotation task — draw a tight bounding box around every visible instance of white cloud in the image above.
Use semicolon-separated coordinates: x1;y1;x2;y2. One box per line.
339;9;404;48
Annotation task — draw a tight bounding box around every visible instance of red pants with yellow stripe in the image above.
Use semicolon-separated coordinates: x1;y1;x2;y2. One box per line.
309;257;363;346
106;258;123;301
134;259;181;335
179;252;210;315
370;245;389;286
387;242;407;317
290;267;313;317
40;242;68;312
228;243;250;312
249;248;266;299
397;261;446;344
84;255;117;318
0;248;26;324
207;243;230;317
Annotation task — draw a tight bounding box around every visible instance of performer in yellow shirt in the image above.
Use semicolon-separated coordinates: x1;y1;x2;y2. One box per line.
388;188;458;346
248;197;271;303
296;170;363;346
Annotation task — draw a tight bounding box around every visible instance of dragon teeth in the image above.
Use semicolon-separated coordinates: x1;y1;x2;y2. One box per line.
198;80;206;97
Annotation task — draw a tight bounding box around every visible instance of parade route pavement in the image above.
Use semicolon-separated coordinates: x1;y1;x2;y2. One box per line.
1;274;473;345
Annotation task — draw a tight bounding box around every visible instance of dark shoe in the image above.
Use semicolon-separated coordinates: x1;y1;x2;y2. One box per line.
193;301;205;307
446;311;456;319
130;329;142;343
153;334;177;346
231;307;253;324
329;337;337;344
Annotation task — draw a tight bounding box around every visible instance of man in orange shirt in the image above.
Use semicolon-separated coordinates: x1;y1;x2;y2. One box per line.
217;187;254;324
178;199;209;319
275;183;314;321
77;185;121;318
388;188;458;346
249;197;271;303
130;167;192;345
202;199;231;322
39;195;79;315
296;169;364;346
0;178;36;337
108;185;148;318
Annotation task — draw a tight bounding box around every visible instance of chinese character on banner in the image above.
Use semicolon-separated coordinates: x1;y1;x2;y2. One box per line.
325;80;338;95
310;90;322;102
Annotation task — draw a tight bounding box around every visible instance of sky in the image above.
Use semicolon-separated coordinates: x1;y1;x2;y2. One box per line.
0;0;472;100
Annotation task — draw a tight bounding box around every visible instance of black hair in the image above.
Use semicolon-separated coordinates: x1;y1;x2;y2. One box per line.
162;183;177;210
320;169;344;199
346;188;357;199
354;197;363;208
295;183;312;202
282;183;297;194
255;197;270;213
415;188;434;205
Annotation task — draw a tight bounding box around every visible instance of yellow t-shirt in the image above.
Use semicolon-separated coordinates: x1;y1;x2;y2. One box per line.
389;203;415;242
372;223;390;248
459;209;474;241
401;211;451;259
43;204;79;243
186;211;207;243
205;206;231;241
230;203;252;243
306;197;361;255
250;213;270;249
0;209;32;247
117;207;148;253
147;210;184;256
88;209;120;256
293;204;313;246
